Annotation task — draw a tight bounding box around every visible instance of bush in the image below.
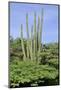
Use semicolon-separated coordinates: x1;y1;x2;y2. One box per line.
9;60;58;87
48;59;59;69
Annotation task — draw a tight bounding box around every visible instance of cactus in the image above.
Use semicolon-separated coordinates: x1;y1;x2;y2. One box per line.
40;9;44;49
36;15;40;60
38;9;44;54
38;16;41;54
33;12;37;60
21;24;26;61
30;25;33;60
37;15;40;50
20;9;44;62
26;13;29;59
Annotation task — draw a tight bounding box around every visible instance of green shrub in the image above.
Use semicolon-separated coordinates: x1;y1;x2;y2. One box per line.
48;59;59;69
9;60;58;87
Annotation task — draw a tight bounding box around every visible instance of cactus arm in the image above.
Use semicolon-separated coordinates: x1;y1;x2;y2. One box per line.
37;15;40;60
21;24;26;61
30;25;33;60
40;8;44;47
38;9;44;54
37;15;40;51
26;13;29;59
34;12;37;60
38;16;41;54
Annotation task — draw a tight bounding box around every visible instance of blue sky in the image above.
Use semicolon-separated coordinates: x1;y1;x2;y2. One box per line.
10;2;58;44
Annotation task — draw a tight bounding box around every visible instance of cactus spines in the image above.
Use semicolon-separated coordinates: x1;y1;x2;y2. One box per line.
21;24;26;61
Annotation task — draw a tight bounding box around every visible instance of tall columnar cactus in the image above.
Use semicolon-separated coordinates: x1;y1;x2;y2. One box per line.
20;9;44;62
38;16;41;54
33;12;37;60
40;9;44;49
21;24;26;61
36;15;40;60
30;25;33;60
37;15;40;50
26;13;29;59
38;9;44;54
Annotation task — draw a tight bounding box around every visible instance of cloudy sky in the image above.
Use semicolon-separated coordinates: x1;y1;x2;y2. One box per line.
10;2;59;44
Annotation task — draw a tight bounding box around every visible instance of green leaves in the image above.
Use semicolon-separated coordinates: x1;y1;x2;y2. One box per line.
9;60;58;87
48;59;58;69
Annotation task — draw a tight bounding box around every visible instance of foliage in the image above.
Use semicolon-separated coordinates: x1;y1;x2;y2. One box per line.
48;59;59;69
9;35;59;87
9;60;58;88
